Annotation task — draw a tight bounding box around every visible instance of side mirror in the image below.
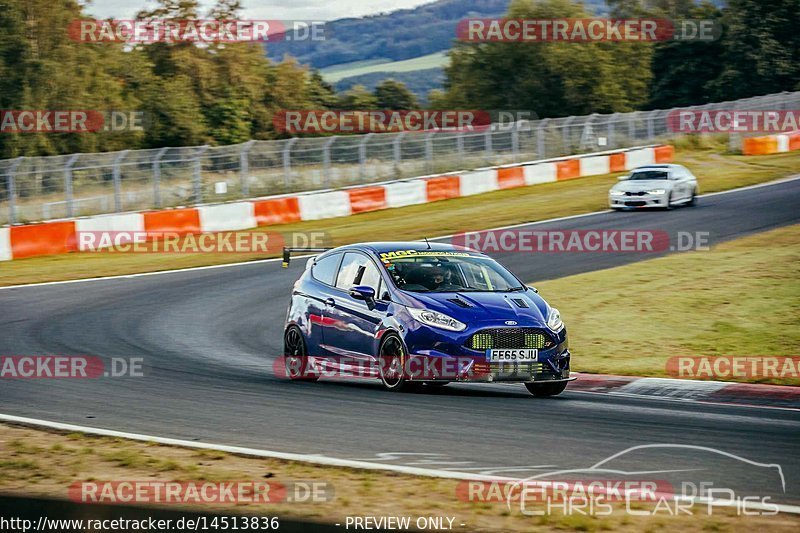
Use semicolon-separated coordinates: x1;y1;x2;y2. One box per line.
349;285;376;302
527;285;539;293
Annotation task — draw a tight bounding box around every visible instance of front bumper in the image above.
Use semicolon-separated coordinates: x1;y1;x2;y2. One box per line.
609;193;667;208
458;355;573;383
402;323;570;383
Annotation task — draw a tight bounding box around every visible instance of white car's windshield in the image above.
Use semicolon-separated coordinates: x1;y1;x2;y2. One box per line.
629;170;669;180
380;252;525;293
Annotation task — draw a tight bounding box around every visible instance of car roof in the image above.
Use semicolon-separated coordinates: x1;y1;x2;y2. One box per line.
632;164;681;171
336;242;472;254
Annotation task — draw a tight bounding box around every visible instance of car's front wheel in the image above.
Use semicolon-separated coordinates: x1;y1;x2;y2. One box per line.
665;191;674;210
283;326;318;382
525;381;568;397
378;334;409;392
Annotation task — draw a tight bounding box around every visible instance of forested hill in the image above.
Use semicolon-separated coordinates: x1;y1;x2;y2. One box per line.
265;0;512;68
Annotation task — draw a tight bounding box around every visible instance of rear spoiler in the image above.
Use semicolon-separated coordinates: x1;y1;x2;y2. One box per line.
282;247;333;268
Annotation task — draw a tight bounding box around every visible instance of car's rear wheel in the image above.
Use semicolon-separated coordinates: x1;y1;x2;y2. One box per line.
283;326;318;381
378;334;409;392
525;381;568;397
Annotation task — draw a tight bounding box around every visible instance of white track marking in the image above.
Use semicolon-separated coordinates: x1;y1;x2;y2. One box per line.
1;174;797;291
1;413;798;514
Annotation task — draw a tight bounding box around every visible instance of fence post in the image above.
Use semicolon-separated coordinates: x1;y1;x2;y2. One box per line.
153;147;168;208
240;140;255;198
283;138;297;190
607;114;618;149
112;150;129;213
647;111;656;140
425;131;436;173
358;133;374;182
323;137;336;187
562;116;577;154
537;119;548;158
393;132;407;177
511;121;520;159
484;126;493;160
6;157;23;224
64;154;79;218
194;146;208;204
628;113;636;140
456;130;464;156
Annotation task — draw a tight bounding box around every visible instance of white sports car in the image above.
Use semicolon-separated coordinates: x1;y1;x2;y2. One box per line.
609;164;698;210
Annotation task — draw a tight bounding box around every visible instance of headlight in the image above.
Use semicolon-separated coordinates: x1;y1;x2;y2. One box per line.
547;307;563;331
646;189;666;195
609;190;625;196
408;308;467;332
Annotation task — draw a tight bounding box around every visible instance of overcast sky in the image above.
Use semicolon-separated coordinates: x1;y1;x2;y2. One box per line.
81;0;437;21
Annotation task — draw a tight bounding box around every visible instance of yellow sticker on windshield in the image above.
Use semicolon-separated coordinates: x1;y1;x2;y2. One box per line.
378;250;484;261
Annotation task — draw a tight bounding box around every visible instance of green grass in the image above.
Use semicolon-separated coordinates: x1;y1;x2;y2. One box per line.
320;52;450;82
0;148;798;287
535;225;800;384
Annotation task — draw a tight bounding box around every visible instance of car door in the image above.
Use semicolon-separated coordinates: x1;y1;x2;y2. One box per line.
671;167;692;201
305;252;343;358
323;251;390;366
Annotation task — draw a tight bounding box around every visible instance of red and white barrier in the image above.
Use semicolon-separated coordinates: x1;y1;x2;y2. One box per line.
298;191;351;221
1;145;673;261
75;213;145;250
523;162;557;185
742;131;800;155
0;227;11;261
384;180;427;208
197;202;256;233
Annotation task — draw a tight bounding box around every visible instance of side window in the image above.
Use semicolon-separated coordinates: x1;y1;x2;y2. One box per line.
311;253;341;286
336;253;382;291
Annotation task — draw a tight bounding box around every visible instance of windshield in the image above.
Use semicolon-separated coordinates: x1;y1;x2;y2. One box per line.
628;170;669;180
379;251;525;292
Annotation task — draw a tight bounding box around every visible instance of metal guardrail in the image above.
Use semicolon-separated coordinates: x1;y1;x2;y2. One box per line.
1;91;799;225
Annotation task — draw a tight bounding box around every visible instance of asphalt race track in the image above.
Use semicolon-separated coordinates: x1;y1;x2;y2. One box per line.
2;177;800;506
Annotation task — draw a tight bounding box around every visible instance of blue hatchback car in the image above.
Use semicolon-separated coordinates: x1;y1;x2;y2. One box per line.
282;242;573;396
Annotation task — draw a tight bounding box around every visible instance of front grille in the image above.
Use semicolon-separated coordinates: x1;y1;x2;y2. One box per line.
489;362;545;373
467;328;555;350
625;191;647;196
625;201;646;207
471;361;566;381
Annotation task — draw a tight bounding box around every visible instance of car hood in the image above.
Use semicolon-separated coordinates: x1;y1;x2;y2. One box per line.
396;289;550;327
612;179;670;192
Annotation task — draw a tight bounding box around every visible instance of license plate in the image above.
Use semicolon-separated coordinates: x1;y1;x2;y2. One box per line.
486;349;538;362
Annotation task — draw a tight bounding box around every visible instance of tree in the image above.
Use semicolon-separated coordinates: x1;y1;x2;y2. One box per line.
337;85;378;110
707;0;800;100
373;79;418;109
441;0;653;117
647;2;725;108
